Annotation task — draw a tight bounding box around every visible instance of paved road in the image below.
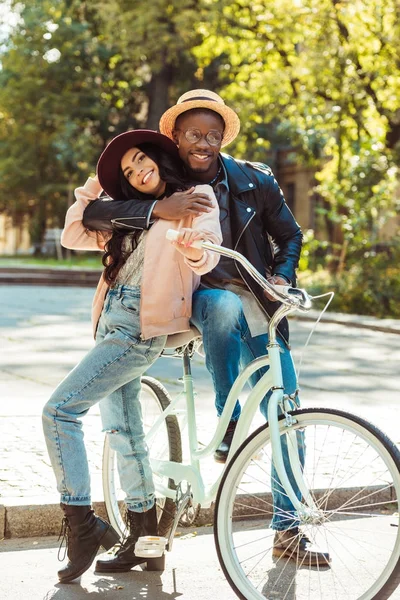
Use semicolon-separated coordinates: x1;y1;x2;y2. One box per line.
1;286;400;600
1;285;400;508
1;524;400;600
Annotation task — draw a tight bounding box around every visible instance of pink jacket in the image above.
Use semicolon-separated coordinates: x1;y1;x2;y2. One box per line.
61;177;222;339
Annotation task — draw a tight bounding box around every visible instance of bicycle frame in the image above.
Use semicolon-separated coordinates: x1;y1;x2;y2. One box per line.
148;349;272;506
148;332;310;516
147;238;315;517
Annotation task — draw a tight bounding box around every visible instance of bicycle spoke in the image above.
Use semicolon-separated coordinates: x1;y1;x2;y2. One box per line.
215;410;400;600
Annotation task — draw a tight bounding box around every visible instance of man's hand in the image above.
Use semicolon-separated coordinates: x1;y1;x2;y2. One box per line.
152;187;213;220
264;275;290;302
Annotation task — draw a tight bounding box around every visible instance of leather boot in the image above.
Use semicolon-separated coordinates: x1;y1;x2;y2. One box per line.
57;504;120;583
214;420;238;463
272;527;331;566
95;504;165;573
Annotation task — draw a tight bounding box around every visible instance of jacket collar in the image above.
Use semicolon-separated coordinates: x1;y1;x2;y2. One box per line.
220;153;257;196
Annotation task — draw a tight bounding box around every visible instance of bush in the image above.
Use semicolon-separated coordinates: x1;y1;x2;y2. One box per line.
299;239;400;318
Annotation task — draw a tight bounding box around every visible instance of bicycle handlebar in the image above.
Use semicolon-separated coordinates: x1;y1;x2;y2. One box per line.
166;229;312;312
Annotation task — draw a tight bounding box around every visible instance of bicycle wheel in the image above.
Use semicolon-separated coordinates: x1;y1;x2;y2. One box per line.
103;376;182;538
214;408;400;600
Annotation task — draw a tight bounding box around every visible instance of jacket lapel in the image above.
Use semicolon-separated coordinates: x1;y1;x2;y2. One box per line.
220;153;257;248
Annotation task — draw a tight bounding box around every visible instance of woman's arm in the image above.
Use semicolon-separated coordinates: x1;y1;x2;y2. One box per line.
61;177;110;251
177;184;222;276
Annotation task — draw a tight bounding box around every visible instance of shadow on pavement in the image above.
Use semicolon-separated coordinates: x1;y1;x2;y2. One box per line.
43;572;183;600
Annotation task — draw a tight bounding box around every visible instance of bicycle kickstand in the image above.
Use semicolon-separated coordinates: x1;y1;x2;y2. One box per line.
166;485;193;552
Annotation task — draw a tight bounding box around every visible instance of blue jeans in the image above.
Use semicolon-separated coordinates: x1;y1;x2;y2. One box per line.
42;285;166;512
191;287;303;530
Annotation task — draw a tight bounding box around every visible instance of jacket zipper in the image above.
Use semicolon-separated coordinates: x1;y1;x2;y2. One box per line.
111;217;145;230
233;209;255;252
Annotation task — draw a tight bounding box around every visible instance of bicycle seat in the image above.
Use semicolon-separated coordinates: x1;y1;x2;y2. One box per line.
164;325;202;350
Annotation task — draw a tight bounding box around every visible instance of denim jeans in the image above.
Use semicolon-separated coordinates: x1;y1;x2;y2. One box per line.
191;287;303;530
42;285;166;512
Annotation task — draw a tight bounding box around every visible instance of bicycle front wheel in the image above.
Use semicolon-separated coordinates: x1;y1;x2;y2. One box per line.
214;408;400;600
103;376;182;538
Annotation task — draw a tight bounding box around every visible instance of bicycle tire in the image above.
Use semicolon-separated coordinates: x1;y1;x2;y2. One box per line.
214;408;400;600
103;376;182;538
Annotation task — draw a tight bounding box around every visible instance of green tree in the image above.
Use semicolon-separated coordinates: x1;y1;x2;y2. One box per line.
193;0;400;271
0;0;141;246
1;0;399;284
94;0;210;128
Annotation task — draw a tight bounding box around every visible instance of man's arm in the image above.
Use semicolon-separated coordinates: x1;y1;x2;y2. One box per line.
262;173;303;286
83;188;214;233
83;196;154;232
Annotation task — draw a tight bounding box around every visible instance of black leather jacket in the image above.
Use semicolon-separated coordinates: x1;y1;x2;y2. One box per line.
83;153;303;343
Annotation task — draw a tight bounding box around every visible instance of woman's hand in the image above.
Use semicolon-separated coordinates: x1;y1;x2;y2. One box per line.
171;228;205;261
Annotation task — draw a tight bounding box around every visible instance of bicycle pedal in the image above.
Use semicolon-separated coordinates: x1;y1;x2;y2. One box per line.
135;536;168;558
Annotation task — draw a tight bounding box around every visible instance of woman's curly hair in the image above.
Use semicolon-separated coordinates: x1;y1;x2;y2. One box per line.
102;143;188;286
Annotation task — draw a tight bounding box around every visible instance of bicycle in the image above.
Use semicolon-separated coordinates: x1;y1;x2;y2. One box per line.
102;233;400;600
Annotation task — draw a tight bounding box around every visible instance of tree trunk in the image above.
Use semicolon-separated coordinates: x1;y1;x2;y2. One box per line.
386;122;400;150
31;196;47;256
145;65;174;130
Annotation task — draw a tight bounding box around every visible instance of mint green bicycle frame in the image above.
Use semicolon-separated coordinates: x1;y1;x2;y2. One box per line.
147;241;315;517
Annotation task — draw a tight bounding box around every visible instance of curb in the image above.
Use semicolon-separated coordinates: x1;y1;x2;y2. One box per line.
1;501;214;539
291;310;400;335
0;267;101;287
1;483;392;539
1;502;107;539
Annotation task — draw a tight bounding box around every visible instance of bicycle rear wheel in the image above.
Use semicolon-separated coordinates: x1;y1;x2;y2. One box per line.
103;376;182;538
214;408;400;600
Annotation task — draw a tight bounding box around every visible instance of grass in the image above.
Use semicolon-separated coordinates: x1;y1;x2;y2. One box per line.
0;253;103;269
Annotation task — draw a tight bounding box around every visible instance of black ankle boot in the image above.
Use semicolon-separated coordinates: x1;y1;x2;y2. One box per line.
57;504;120;583
214;420;238;463
95;504;165;573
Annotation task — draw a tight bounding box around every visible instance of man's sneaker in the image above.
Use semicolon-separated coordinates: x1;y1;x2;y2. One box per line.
214;420;237;463
272;528;330;566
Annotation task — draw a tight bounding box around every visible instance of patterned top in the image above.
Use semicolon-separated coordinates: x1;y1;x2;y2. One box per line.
115;231;148;287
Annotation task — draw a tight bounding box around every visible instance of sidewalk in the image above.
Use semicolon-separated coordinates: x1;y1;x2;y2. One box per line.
0;528;240;600
1;285;400;540
4;523;400;600
292;308;400;335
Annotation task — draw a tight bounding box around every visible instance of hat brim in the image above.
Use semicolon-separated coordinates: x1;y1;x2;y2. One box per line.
159;100;240;148
97;130;180;199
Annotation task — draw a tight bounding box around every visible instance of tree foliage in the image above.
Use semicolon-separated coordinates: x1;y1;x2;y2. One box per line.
0;0;399;286
193;0;400;267
0;0;140;243
93;0;208;127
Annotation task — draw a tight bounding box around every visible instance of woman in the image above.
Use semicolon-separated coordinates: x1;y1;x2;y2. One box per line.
42;130;221;582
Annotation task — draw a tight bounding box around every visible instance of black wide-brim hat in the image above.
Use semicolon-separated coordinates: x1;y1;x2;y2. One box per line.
97;129;180;199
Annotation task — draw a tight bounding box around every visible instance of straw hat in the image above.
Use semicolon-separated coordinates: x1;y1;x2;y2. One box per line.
159;89;240;148
97;129;179;198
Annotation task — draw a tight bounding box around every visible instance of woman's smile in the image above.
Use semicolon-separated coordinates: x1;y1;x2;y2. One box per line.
141;169;154;185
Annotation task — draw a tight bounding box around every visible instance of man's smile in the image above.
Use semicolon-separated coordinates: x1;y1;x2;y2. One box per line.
190;151;213;161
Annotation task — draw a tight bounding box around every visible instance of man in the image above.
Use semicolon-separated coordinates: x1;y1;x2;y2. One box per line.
83;89;329;564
